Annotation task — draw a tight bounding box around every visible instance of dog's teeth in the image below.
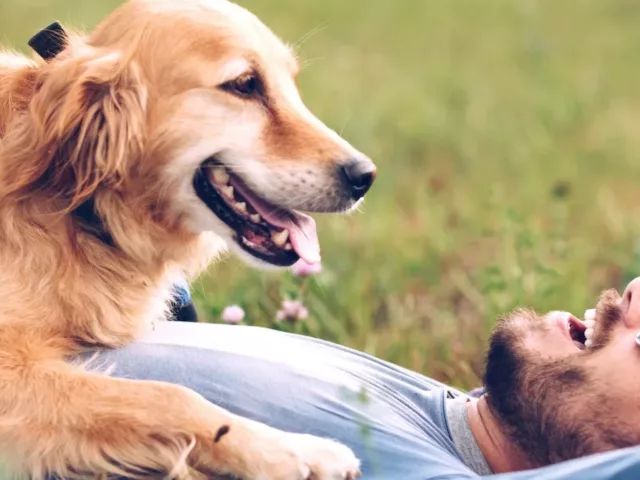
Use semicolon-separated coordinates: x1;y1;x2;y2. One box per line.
584;319;595;329
222;186;234;199
585;339;593;348
212;167;229;185
584;309;596;321
271;229;289;247
284;243;292;250
235;202;247;213
241;236;258;248
250;214;261;223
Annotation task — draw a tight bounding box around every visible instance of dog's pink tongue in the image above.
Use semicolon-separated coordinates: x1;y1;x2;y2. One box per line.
231;180;321;265
278;213;321;265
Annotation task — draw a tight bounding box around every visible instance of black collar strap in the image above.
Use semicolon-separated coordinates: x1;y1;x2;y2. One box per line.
28;21;68;61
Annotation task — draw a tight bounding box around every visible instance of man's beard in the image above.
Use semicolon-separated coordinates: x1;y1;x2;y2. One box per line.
483;291;639;467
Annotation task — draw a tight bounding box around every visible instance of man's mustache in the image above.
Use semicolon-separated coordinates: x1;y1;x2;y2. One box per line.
590;289;623;350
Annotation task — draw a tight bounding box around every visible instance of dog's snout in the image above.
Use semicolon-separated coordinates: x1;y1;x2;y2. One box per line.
340;158;377;200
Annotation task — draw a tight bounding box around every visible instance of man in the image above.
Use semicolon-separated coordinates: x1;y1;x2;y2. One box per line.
81;278;640;479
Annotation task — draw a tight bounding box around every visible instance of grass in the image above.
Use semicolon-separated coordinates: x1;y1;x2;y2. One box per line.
3;0;640;391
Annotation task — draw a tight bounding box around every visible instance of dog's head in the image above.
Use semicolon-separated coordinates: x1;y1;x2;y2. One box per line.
1;0;375;269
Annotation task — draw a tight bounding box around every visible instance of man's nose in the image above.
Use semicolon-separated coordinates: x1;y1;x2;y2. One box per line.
621;277;640;327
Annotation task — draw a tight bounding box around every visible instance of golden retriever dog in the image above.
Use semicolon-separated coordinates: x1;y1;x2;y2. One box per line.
0;0;376;477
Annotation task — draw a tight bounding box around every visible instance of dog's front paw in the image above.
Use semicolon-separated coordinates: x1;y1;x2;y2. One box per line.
293;434;361;480
254;432;360;480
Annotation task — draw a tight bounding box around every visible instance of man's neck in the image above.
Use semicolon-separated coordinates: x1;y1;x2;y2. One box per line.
465;395;534;474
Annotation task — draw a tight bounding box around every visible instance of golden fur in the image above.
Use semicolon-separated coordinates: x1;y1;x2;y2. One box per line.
0;0;372;477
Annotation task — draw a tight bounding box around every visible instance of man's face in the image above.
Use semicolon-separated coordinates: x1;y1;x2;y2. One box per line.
483;277;640;467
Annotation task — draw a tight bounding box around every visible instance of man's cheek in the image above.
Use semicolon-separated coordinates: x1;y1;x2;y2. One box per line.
525;332;577;359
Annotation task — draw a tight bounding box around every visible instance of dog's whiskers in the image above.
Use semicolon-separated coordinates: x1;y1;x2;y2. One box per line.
291;22;328;52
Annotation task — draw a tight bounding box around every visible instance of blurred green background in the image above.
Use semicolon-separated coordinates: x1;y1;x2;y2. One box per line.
3;0;640;390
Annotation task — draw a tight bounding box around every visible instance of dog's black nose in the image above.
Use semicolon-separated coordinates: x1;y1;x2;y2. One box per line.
340;158;377;200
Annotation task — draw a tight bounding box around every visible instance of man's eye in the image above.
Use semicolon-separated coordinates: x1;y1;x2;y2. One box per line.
221;74;262;98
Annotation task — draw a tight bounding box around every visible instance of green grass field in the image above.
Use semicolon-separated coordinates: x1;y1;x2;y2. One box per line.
2;0;640;391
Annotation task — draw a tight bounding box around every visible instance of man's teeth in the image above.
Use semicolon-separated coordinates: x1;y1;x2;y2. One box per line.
583;309;596;349
271;229;289;247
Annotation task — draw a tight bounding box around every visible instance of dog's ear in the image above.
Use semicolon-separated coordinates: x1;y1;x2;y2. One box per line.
1;46;147;210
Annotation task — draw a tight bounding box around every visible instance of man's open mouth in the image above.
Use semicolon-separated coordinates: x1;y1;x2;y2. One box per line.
193;159;321;267
568;316;587;350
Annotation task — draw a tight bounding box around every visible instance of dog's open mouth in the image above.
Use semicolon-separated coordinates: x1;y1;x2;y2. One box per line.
193;160;320;267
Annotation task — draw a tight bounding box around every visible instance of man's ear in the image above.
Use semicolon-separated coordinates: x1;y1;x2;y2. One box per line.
1;46;147;209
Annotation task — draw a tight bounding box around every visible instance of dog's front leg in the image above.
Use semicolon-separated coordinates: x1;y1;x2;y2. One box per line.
0;337;360;479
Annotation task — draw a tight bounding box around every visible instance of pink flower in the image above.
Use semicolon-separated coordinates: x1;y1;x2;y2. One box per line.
291;260;322;277
221;305;245;324
276;300;309;323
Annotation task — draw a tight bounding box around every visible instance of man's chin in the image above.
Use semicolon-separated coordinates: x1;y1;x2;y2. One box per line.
483;318;526;413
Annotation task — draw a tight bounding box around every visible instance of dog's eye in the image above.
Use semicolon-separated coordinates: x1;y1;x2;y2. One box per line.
221;74;262;98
